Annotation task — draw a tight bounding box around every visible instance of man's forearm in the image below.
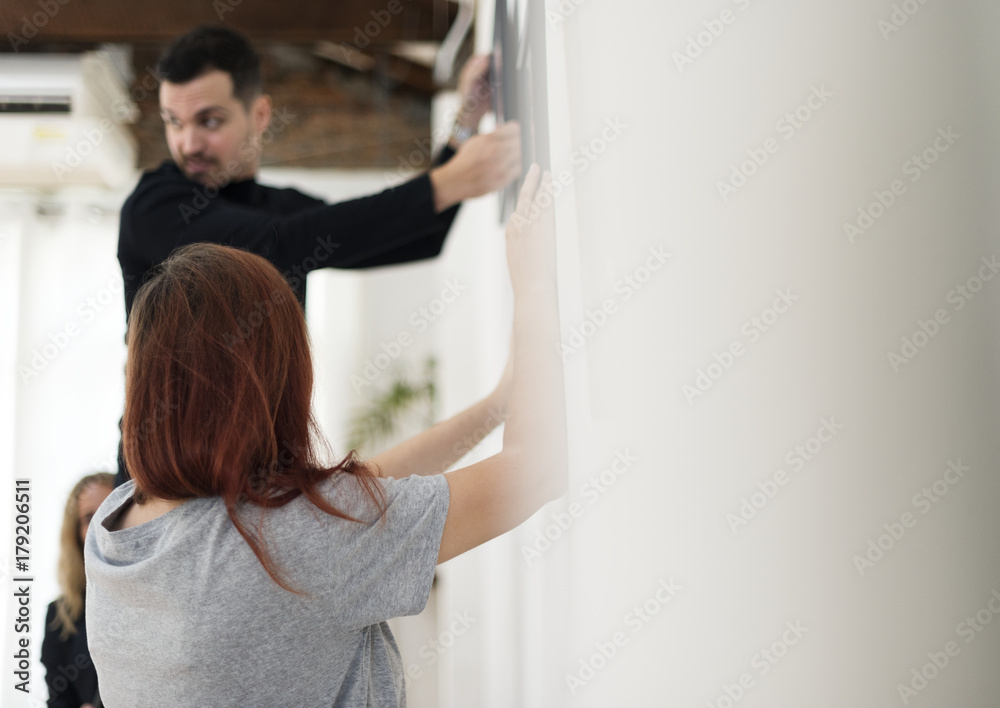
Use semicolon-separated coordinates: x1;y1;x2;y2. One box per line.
429;161;466;213
371;394;506;478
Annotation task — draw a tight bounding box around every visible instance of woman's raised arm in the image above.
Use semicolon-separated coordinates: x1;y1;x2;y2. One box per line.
436;165;568;564
369;389;509;480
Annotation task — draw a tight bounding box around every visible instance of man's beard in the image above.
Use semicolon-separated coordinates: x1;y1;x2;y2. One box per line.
179;155;224;186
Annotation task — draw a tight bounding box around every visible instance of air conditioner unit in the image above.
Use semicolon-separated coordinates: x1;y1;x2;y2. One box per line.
0;51;139;190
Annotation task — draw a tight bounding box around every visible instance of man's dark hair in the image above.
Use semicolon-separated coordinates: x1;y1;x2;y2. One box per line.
157;25;262;110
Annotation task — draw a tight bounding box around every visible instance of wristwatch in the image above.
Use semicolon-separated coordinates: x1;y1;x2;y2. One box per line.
450;123;475;146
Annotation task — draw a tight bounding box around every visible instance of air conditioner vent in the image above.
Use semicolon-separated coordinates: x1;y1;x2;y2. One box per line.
0;96;72;113
0;52;137;188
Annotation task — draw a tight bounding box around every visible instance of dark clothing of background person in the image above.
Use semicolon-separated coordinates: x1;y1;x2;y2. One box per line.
114;145;460;487
41;600;99;708
118;144;459;321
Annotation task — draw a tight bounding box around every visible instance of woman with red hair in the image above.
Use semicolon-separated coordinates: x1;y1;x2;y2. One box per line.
85;165;565;706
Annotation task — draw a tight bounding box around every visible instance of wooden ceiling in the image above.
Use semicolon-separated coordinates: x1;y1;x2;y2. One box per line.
0;0;469;169
0;0;460;44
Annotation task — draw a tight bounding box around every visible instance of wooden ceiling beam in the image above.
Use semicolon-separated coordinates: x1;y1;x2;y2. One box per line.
0;0;459;44
312;43;440;96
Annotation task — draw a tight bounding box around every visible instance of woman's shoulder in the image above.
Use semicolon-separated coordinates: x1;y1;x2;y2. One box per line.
321;471;447;513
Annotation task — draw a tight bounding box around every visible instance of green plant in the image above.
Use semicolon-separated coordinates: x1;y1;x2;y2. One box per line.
346;356;437;453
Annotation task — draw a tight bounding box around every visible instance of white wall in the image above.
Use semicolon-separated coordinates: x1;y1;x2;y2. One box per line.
548;1;1000;706
1;187;130;708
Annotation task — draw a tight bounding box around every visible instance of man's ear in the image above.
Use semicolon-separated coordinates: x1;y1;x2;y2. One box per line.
251;94;272;136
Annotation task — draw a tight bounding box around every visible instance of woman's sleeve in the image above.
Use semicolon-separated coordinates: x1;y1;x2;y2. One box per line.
323;474;451;630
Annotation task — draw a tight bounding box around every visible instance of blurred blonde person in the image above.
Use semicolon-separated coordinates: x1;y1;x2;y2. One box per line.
42;472;114;708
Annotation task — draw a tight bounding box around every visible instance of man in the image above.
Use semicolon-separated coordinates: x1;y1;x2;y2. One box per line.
118;24;521;320
115;25;520;485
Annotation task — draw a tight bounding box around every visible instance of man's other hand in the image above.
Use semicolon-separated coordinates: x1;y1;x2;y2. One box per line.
455;54;493;133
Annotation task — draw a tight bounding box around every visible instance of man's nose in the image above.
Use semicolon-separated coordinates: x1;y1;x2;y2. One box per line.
177;125;204;155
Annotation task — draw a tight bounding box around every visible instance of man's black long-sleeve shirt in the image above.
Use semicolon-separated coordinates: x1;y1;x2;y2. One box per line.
118;145;459;321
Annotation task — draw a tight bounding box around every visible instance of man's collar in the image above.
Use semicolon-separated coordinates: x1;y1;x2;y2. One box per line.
163;160;260;198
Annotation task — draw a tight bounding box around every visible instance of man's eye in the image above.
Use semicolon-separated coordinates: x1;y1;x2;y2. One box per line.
204;117;222;129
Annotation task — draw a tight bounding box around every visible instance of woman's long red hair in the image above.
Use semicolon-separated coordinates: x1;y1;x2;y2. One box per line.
123;242;385;592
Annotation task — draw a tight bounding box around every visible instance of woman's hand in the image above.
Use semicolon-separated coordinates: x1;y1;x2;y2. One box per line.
505;164;556;293
492;164;555;411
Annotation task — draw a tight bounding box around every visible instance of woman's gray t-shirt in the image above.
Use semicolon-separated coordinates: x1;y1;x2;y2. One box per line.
84;473;449;707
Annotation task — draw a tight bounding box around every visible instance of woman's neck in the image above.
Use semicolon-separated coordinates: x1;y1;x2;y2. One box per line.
111;496;186;531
